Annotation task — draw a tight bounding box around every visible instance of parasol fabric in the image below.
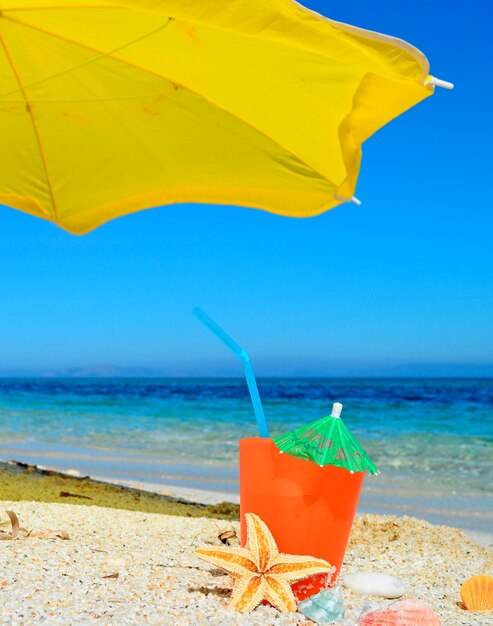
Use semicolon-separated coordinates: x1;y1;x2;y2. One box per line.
0;1;436;234
273;402;378;474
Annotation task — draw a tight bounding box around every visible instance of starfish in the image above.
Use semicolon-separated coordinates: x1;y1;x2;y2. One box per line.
195;513;333;613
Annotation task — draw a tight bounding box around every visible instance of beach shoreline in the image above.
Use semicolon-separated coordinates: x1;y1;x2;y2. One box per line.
2;455;492;548
98;475;493;551
2;450;492;543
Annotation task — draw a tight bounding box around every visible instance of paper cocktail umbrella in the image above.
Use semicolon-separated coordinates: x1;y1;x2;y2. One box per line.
273;403;378;474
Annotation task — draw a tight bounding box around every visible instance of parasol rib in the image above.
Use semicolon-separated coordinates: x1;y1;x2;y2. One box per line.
0;30;58;220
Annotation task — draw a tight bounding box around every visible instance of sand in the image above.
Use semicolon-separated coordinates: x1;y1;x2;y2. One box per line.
0;460;492;624
1;500;492;626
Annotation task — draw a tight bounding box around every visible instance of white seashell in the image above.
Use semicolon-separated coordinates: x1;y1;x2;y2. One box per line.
343;571;406;598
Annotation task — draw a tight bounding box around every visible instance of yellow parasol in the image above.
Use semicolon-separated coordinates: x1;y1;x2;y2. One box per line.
0;1;451;234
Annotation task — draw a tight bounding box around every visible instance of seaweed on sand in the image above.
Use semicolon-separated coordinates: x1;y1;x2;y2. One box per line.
0;461;240;521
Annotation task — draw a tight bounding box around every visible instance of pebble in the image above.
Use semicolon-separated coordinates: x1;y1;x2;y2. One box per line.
343;572;406;598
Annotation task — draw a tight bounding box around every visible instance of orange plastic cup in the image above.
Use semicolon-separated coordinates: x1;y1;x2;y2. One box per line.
239;437;365;600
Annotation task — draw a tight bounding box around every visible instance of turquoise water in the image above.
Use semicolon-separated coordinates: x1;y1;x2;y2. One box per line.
1;377;492;532
0;377;491;495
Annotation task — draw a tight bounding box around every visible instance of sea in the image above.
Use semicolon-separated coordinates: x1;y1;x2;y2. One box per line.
0;377;492;534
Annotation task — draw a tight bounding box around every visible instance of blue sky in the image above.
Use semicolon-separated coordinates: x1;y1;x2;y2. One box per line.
0;0;491;376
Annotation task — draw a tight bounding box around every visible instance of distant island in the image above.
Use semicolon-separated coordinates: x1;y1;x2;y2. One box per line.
44;365;165;378
0;363;492;378
0;365;164;378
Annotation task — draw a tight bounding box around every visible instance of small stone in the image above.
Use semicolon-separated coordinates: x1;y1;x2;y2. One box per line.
298;586;345;624
343;572;406;598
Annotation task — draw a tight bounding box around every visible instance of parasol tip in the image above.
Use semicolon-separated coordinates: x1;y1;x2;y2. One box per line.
426;76;454;90
331;402;343;419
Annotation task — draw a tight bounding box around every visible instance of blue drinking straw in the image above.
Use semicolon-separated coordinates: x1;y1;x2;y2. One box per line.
192;307;270;438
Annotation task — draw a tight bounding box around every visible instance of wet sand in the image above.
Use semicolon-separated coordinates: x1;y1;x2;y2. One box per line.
2;443;491;537
0;460;239;520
